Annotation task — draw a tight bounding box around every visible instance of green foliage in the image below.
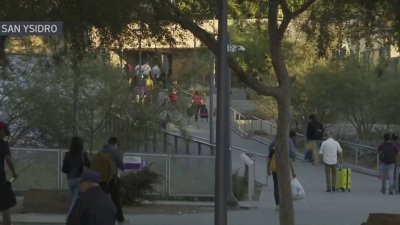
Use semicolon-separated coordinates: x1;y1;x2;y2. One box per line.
16;55;128;147
229;0;267;19
232;169;247;200
304;0;400;58
0;53;169;150
119;168;162;205
230;21;274;85
293;57;400;139
373;80;400;125
254;96;278;121
177;49;214;88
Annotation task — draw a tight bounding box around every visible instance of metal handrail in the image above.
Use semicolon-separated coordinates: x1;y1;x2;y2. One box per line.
232;109;377;150
165;129;268;158
230;107;380;174
164;130;214;147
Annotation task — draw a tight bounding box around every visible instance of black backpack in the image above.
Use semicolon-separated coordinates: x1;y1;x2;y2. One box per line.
380;143;397;164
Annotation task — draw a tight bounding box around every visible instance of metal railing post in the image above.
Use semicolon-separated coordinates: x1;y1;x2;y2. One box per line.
58;149;61;189
163;132;167;153
167;155;170;197
247;153;255;201
251;118;254;135
198;142;202;155
174;135;178;154
265;157;269;187
153;132;157;153
355;148;358;166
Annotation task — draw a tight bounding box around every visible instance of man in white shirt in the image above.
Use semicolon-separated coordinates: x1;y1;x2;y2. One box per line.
319;131;343;192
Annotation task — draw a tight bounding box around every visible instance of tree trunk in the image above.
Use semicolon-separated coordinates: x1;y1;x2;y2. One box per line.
275;91;295;225
72;61;80;136
268;1;295;224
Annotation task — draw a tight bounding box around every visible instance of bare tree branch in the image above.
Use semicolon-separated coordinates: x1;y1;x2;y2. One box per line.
292;0;316;18
280;0;292;17
154;0;280;97
268;0;280;34
278;17;291;40
228;55;281;97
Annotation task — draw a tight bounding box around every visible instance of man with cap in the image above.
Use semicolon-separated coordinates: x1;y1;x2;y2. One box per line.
66;170;116;225
0;121;17;225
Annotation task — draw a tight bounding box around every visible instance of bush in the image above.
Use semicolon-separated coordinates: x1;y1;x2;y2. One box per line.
119;168;162;205
232;170;247;200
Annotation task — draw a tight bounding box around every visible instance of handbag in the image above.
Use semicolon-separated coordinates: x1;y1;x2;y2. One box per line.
291;177;306;200
0;180;16;211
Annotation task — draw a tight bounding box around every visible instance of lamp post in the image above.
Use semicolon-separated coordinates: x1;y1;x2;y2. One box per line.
209;52;215;146
215;0;228;225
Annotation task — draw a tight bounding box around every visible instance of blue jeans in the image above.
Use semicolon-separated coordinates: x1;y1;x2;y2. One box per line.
380;163;395;193
66;179;79;216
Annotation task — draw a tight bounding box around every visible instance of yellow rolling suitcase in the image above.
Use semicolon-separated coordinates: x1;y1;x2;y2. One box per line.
336;166;351;192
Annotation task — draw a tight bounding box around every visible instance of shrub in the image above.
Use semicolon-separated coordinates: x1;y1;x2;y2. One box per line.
119;168;162;205
232;169;247;200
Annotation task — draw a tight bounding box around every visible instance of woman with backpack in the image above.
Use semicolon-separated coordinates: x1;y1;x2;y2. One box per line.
62;136;90;216
267;131;297;211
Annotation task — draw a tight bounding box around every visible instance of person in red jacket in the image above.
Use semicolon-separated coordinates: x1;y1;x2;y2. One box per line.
168;88;178;104
191;91;203;121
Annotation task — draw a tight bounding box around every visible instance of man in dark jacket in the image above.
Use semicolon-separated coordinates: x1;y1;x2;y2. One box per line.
100;137;125;224
306;115;324;166
66;170;116;225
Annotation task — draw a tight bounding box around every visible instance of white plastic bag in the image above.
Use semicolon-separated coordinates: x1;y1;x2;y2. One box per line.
291;178;306;200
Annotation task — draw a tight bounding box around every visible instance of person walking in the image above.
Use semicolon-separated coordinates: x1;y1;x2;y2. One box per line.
319;131;343;192
0;121;17;225
391;133;400;156
306;114;324;166
191;90;203;121
391;133;400;193
378;133;398;194
144;75;154;103
62;136;91;216
66;170;116;225
267;131;297;211
94;137;125;224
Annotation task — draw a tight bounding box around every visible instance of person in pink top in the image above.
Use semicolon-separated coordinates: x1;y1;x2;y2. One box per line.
191;91;203;121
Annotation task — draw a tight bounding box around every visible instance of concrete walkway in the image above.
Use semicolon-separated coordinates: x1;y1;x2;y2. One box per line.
5;160;399;225
3;116;400;225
